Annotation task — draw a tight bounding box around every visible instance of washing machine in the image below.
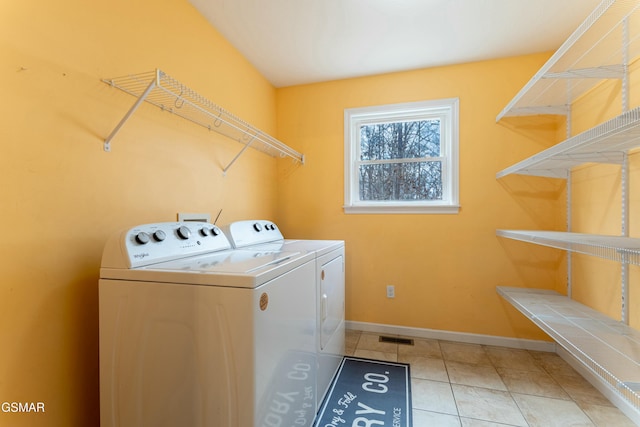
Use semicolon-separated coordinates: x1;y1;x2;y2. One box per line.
99;222;319;427
222;220;345;405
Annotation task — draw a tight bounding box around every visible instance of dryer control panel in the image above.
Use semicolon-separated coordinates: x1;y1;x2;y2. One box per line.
101;222;232;268
223;220;284;248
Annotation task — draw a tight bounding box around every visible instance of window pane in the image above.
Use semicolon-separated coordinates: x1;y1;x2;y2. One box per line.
359;162;442;201
360;120;440;161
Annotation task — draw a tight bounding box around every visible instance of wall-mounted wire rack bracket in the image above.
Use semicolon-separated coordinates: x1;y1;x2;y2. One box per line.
102;69;304;173
496;0;640;121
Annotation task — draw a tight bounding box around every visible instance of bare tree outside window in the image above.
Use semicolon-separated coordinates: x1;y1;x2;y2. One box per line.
358;120;442;201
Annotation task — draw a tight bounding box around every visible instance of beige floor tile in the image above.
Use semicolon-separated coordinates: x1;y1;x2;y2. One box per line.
398;337;442;359
552;373;613;407
399;354;449;382
345;329;361;355
413;409;461;426
353;349;397;362
452;384;527;426
485;346;544;372
512;393;595;427
529;350;581;378
446;360;507;391
460;417;524;426
440;341;492;366
580;403;636;427
411;378;458;416
345;328;361;340
497;367;570;399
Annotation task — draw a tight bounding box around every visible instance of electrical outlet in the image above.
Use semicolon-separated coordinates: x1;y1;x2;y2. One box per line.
386;285;395;298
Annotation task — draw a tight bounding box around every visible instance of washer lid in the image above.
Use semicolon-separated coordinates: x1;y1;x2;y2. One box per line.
100;248;314;288
145;249;304;274
281;240;344;257
239;239;345;258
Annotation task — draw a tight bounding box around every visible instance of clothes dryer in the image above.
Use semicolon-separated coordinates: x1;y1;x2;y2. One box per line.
222;220;345;404
99;222;319;427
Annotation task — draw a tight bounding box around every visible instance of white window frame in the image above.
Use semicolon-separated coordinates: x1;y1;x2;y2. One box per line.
344;98;460;214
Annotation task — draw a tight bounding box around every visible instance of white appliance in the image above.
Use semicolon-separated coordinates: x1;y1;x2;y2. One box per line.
99;222;320;427
223;220;345;403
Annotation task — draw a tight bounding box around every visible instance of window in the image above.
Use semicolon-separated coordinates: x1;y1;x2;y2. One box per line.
344;98;459;214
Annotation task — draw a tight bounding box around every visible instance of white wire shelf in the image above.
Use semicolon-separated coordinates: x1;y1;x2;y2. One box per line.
497;0;640;121
496;106;640;178
497;286;640;417
102;69;304;173
497;229;640;265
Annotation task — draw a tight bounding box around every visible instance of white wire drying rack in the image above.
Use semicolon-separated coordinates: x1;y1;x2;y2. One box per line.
102;69;304;173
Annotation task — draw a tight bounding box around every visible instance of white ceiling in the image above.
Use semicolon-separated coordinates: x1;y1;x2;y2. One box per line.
189;0;602;88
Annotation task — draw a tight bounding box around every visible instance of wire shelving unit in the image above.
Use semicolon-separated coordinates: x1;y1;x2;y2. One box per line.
495;1;640;421
496;0;640;121
102;69;304;173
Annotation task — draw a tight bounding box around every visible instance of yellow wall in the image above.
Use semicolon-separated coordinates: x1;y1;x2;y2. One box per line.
276;53;567;339
569;58;640;328
0;0;279;425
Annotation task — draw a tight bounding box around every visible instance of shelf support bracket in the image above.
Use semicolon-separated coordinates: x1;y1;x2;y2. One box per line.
222;135;256;175
567;173;572;298
103;76;158;152
566;82;572;298
621;152;629;324
622;17;630;114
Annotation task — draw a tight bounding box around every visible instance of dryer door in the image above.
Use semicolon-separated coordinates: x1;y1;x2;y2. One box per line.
319;250;345;350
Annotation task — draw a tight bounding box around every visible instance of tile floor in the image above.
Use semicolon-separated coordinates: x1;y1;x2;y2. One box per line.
345;329;636;427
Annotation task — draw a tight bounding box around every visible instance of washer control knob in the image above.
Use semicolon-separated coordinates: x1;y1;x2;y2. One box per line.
253;222;263;232
211;227;220;236
199;227;211;237
135;232;150;245
153;230;166;242
177;226;191;240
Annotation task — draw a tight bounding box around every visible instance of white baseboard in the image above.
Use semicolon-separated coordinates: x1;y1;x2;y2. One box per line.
346;320;557;352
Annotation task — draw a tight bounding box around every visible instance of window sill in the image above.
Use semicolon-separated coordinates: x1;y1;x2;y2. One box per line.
343;204;460;214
